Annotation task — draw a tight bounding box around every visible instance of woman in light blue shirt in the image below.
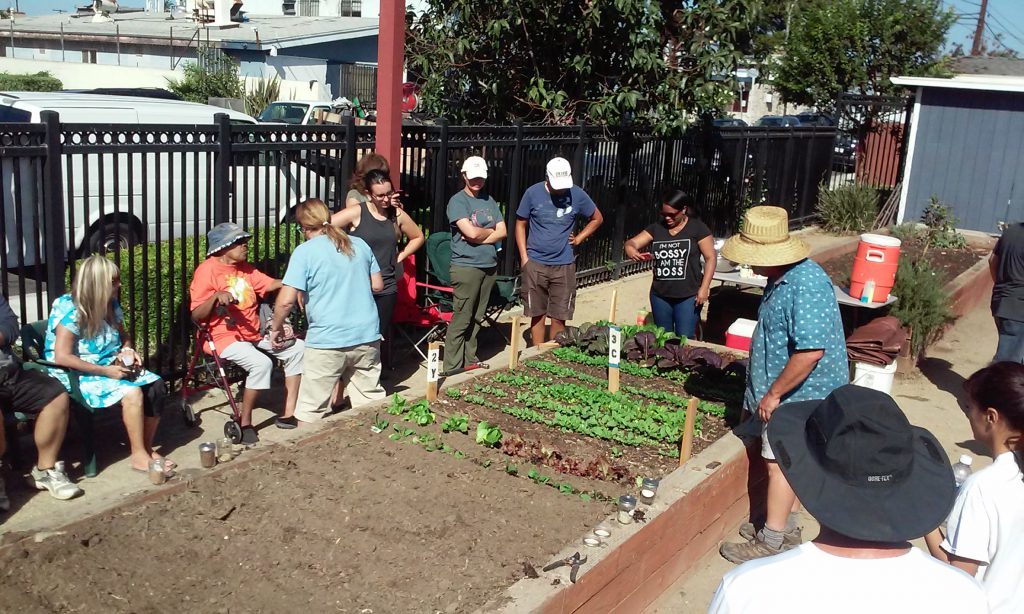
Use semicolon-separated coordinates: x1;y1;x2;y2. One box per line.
269;199;386;423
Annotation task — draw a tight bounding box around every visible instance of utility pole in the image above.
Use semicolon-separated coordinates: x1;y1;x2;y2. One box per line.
971;0;989;56
375;0;404;189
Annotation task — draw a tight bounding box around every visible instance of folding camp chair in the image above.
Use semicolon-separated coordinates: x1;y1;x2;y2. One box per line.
391;253;453;361
424;232;519;340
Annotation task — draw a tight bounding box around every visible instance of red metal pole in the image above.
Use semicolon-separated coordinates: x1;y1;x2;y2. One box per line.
375;0;404;188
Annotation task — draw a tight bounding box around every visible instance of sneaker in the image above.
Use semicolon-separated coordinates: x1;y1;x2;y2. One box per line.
719;535;791;564
0;474;10;512
31;461;83;501
738;521;802;546
275;416;298;430
241;426;260;445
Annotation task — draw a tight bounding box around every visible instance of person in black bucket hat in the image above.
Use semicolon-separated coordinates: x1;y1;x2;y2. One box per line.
708;385;989;614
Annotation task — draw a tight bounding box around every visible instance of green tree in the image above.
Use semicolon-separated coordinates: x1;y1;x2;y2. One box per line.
770;0;954;109
406;0;758;130
167;49;243;105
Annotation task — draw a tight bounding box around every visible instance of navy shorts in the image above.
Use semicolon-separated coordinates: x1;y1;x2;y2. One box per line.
0;366;66;416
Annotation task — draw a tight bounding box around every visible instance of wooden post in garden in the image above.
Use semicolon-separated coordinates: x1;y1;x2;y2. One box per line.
608;325;621;393
426;342;441;401
509;316;522;370
679;397;699;466
608;289;618;323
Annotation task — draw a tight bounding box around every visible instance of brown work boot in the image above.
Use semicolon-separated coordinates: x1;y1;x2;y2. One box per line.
719;534;791;564
738;521;803;546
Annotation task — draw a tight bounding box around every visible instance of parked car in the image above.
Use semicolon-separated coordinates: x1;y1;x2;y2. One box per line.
712;118;748;128
832;134;856;171
257;100;344;125
755;115;802;127
795;113;836;127
0;92;329;266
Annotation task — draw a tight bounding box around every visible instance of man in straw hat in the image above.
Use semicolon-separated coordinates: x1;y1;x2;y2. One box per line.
708;385;988;613
719;206;848;563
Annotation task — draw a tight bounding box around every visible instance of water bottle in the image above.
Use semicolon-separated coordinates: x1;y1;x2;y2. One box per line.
860;280;876;303
952;454;973;490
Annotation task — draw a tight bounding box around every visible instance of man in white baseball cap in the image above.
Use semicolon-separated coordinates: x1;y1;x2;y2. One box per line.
514;157;604;346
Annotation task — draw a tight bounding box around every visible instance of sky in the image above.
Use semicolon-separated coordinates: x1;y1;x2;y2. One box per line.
17;0;1024;56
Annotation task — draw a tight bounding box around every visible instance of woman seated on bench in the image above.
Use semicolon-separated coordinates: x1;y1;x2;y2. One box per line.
44;254;173;476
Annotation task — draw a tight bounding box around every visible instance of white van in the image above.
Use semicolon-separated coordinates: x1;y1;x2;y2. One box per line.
1;92;329;266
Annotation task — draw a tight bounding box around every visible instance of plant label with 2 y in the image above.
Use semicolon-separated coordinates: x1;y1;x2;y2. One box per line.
608;326;621;368
427;347;440;382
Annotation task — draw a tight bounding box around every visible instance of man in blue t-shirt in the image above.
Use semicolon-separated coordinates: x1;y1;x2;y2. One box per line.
514;157;604;345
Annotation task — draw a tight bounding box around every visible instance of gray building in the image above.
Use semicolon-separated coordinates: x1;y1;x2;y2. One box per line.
893;59;1024;233
0;10;378;100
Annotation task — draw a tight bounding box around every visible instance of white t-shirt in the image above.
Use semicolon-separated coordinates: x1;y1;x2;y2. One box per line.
942;451;1024;614
708;542;988;614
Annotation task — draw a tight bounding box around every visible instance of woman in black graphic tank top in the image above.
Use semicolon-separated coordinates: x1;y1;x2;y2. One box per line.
623;189;716;338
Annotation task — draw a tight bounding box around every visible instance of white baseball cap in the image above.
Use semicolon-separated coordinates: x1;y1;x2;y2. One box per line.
545;157;573;191
461;156;488;180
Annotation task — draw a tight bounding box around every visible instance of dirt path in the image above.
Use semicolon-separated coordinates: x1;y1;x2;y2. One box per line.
644;289;999;613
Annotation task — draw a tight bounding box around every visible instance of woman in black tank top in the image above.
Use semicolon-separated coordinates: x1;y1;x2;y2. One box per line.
330;170;425;334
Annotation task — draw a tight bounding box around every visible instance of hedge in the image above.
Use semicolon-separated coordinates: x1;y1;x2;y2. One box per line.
0;71;63;92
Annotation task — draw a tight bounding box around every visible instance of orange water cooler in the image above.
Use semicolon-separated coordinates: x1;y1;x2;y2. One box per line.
849;234;901;302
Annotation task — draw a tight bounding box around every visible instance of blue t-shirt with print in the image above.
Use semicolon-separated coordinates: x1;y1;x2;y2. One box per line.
744;258;848;412
281;234;381;349
515;182;597;265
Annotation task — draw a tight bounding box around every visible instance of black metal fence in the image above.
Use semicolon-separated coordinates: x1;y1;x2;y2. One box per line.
826;94;914;211
1;113;835;379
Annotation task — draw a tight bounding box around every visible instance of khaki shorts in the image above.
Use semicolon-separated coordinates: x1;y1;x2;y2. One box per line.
294;342;385;422
522;260;576;321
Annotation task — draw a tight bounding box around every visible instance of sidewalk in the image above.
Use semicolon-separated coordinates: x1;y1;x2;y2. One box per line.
644;288;997;613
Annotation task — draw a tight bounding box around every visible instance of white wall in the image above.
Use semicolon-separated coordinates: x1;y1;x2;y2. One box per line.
0;57;181;89
2;46;179;70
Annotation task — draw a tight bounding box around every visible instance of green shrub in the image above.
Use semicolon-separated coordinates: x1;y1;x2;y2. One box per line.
167;50;243;104
64;225;299;377
816;184;880;233
889;223;924;243
890;259;953;358
921;197;966;249
0;71;62;92
245;74;281;118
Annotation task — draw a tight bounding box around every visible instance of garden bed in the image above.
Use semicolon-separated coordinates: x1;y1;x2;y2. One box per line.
0;338;744;612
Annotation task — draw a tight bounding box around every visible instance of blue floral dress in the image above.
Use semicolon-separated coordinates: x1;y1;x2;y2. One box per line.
44;294;161;408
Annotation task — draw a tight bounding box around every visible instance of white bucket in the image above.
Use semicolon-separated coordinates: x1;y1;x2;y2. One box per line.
851;360;898;395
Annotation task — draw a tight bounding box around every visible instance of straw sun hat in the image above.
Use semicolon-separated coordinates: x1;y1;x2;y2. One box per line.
720;206;810;267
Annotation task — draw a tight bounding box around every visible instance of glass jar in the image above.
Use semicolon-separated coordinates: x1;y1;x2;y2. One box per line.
217;437;233;463
148;458;166;485
617;495;637;524
640;478;660;505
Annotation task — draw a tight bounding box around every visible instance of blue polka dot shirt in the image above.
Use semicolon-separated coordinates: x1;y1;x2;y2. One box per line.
744;258;849;412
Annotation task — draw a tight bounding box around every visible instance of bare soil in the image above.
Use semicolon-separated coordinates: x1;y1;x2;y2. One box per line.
0;418;609;614
819;237;988;288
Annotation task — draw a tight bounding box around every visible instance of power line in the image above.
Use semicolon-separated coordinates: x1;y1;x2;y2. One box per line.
987;9;1024;47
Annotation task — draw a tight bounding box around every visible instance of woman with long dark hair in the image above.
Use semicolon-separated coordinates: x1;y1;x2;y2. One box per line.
331;168;424;333
623;189;716;338
269;199;386;423
926;361;1024;614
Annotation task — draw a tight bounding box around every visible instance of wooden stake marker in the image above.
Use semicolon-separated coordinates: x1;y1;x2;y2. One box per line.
426;342;441;401
679;397;699;466
508;315;523;370
607;325;621;393
608;289;618;323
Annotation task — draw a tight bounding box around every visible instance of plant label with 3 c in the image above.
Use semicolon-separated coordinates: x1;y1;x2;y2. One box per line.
608;326;621;367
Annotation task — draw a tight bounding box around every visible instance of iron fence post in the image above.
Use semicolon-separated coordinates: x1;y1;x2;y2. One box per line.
573;119;586;179
612;117;633;280
214;113;231;224
342;114;357;191
431;117;449;233
504;120;524;275
41;110;67;300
